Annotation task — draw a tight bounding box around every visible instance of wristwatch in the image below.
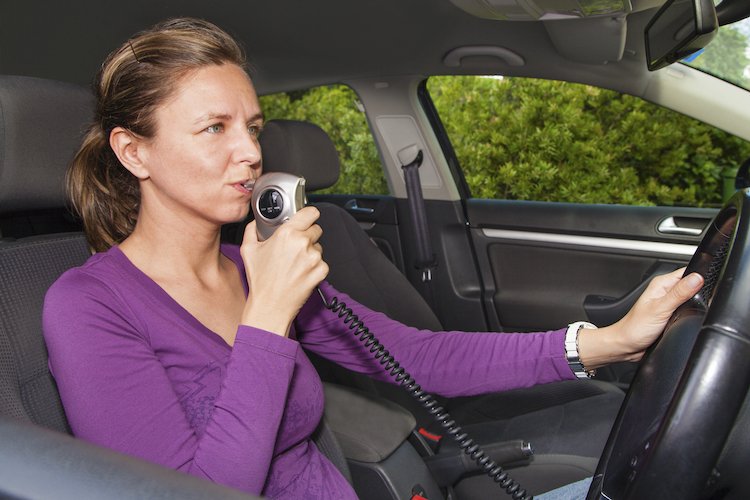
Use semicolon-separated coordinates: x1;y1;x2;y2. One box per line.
565;321;597;379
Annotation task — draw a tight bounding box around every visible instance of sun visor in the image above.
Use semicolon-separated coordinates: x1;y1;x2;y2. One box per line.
544;16;628;64
448;0;631;64
448;0;632;21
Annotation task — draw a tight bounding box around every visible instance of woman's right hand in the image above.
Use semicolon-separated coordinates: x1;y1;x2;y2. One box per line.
239;206;329;336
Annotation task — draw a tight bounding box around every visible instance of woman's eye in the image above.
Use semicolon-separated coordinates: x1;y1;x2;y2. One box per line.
206;124;223;134
248;124;263;137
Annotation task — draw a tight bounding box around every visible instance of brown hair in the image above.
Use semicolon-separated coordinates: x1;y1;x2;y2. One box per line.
67;18;247;252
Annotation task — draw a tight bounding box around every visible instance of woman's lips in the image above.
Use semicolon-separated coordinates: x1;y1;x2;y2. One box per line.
233;180;254;195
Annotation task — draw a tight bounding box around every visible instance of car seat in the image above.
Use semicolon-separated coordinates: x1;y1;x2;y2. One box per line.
0;74;272;499
0;75;92;432
256;118;627;497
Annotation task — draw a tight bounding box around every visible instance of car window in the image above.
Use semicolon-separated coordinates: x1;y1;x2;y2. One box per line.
683;17;750;92
259;84;388;195
426;75;750;207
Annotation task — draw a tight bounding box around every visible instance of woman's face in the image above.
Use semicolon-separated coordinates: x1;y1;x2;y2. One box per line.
137;63;263;227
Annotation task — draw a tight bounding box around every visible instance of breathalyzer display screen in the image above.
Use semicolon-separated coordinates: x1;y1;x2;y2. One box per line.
258;189;284;219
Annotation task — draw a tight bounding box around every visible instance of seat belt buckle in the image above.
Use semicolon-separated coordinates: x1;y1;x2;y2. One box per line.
411;484;429;500
418;427;442;443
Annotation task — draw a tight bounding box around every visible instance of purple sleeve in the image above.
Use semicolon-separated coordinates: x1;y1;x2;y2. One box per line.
42;271;297;494
295;282;575;397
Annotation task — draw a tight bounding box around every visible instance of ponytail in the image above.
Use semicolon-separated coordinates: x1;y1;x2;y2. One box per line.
66;17;246;252
67;125;140;252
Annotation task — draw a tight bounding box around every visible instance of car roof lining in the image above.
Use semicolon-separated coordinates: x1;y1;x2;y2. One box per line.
1;0;661;96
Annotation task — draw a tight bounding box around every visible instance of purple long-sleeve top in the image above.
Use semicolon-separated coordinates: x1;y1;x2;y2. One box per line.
42;244;574;498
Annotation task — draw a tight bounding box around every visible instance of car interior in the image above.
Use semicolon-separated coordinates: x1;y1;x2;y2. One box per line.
1;0;750;499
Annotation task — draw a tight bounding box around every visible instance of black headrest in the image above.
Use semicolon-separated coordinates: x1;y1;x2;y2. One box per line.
0;76;93;213
259;120;340;191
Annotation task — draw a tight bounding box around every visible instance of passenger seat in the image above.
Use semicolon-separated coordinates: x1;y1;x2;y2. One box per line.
256;119;626;497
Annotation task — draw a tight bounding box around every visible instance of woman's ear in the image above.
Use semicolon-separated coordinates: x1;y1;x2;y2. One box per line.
109;127;150;180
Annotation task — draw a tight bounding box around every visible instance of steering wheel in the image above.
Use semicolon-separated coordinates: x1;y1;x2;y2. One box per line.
587;189;750;500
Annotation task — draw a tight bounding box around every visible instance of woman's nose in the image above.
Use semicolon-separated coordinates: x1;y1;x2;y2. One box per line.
234;129;262;166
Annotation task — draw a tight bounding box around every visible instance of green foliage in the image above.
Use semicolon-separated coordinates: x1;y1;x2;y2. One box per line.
688;26;750;90
427;76;750;206
259;86;387;195
259;78;750;207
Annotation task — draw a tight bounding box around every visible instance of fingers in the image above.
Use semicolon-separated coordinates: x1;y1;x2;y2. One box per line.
667;266;688;282
247;205;325;274
305;222;323;246
273;207;322;245
243;207;322;246
614;269;705;362
242;220;260;246
312;253;330;283
667;272;704;306
286;206;320;230
648;267;685;293
238;206;327;336
645;270;704;317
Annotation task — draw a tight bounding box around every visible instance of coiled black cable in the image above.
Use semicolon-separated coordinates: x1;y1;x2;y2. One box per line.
317;288;531;500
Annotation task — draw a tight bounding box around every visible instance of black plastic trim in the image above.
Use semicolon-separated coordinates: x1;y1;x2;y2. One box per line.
716;0;750;25
0;417;255;500
467;199;717;244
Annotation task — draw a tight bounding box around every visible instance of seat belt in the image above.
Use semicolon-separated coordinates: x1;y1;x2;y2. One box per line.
398;145;438;302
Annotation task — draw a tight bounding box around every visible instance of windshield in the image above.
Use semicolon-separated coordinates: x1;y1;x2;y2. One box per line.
683;17;750;91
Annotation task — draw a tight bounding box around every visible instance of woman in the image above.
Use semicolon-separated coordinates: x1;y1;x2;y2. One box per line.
42;17;703;499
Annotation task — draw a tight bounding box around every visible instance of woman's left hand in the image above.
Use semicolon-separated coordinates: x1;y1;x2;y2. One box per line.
577;268;704;370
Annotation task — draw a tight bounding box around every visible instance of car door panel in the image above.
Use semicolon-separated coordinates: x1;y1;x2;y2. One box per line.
483;243;676;331
465;199;716;333
310;193;717;340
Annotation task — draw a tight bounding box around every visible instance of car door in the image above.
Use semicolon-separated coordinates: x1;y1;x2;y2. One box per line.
464;199;711;331
416;74;748;383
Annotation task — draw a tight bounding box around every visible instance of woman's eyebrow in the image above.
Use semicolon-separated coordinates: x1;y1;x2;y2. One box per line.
193;112;232;124
193;111;264;124
248;112;264;123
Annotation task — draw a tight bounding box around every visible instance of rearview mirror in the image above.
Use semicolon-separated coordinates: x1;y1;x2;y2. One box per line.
645;0;718;71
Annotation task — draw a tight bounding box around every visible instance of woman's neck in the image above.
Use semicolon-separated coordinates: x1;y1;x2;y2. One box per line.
118;211;247;347
118;209;227;285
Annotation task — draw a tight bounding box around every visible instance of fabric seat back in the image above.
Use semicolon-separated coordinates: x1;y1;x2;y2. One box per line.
0;235;91;432
256;119;446;426
0;75;93;432
258;119;442;331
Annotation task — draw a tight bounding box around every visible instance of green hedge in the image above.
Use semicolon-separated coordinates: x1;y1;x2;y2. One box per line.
260;78;750;206
259;87;387;195
428;76;750;207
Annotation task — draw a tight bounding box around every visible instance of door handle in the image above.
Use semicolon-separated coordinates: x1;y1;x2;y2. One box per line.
344;199;375;214
657;216;704;236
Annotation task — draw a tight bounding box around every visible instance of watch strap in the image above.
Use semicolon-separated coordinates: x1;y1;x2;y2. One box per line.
565;321;597;379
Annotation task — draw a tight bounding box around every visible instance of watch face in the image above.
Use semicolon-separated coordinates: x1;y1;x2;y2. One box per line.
258;189;284;219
